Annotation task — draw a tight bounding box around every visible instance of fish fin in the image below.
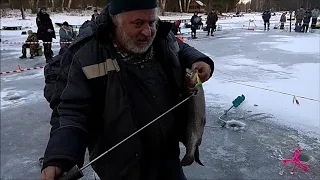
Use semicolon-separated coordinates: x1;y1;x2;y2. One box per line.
194;146;204;166
201;117;207;127
181;155;194;167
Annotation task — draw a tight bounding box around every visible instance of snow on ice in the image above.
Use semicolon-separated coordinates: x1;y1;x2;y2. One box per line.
201;31;320;134
1;87;44;109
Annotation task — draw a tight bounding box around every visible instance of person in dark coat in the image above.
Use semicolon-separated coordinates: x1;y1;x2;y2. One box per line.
36;7;56;61
91;9;99;21
295;6;305;26
40;0;214;180
280;12;286;30
262;9;271;31
302;9;312;33
206;10;218;36
190;12;201;38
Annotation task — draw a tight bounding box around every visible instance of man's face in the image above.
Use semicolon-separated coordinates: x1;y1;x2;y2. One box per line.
41;9;46;14
94;11;98;15
113;9;157;54
63;25;69;30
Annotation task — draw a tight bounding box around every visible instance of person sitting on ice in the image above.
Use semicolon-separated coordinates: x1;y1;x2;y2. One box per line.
280;12;286;29
262;9;271;31
172;20;181;35
19;30;39;59
59;21;75;49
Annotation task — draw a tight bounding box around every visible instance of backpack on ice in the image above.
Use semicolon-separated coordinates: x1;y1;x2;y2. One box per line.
295;25;303;32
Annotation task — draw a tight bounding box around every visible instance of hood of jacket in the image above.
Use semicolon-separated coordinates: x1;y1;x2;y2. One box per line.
37;11;51;22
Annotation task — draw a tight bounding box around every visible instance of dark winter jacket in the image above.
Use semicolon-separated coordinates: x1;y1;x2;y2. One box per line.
36;12;56;41
280;14;286;23
303;11;313;24
78;20;91;36
42;5;214;180
296;8;305;20
191;15;201;26
206;12;218;25
262;10;271;21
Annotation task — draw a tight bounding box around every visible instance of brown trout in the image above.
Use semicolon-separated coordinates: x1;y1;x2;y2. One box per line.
181;68;206;166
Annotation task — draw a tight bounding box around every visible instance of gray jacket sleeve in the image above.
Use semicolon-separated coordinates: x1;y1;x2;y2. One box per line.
59;28;73;41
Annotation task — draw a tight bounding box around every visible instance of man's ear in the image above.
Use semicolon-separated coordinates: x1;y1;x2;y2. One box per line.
111;16;119;27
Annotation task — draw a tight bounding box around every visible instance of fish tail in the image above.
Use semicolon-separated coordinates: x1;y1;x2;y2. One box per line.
194;146;204;166
181;155;194;167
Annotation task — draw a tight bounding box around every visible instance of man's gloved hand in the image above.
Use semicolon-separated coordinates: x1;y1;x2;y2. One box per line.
191;61;212;83
41;166;63;180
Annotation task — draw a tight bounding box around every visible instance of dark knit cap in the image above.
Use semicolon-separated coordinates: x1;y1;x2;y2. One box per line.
109;0;158;15
62;21;69;26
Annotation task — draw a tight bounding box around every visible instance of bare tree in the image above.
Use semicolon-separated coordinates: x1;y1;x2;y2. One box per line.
186;0;191;12
20;0;26;19
158;0;167;15
51;0;55;11
8;0;13;9
178;0;191;12
36;0;40;9
61;0;65;11
29;0;37;13
68;0;72;9
179;0;183;12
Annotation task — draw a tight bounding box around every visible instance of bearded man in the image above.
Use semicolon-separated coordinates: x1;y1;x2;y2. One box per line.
40;0;214;179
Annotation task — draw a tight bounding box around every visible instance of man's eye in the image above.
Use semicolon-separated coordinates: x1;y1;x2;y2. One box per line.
135;22;143;27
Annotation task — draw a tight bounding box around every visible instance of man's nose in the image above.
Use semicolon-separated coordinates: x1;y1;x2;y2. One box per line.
141;25;152;37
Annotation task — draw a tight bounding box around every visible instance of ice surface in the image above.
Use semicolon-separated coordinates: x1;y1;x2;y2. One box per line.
203;54;320;132
1;88;45;109
220;37;242;40
274;35;320;54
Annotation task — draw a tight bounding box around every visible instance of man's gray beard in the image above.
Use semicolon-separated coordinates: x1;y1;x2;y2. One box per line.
115;27;156;54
